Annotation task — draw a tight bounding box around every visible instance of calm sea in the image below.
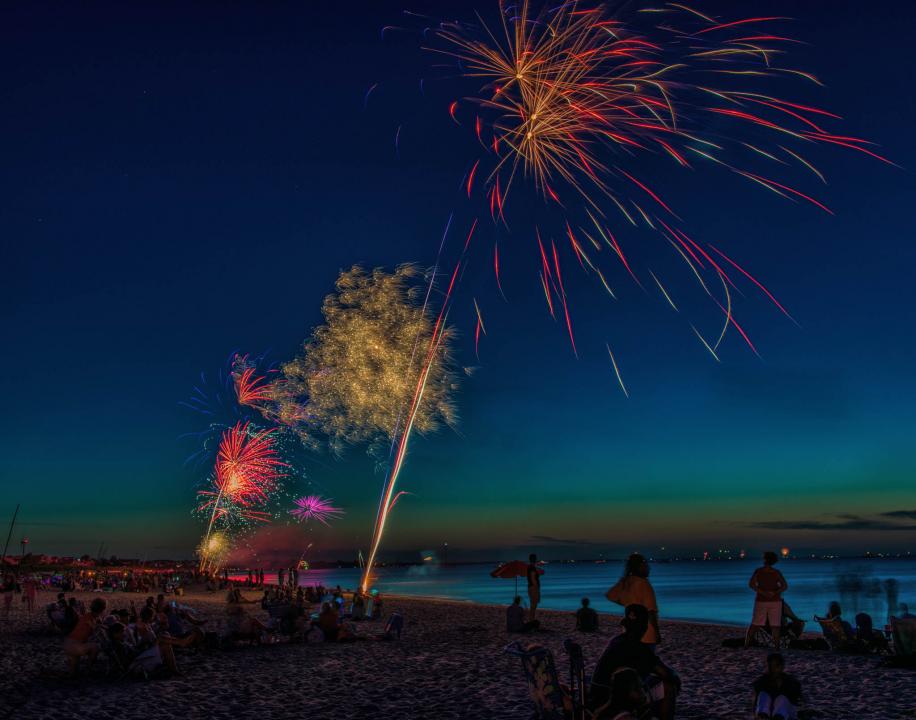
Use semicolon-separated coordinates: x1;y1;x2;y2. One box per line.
237;557;916;626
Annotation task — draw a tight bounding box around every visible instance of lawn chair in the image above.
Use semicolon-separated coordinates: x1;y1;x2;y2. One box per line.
384;612;404;639
887;616;916;667
563;639;587;720
504;641;569;720
815;616;859;652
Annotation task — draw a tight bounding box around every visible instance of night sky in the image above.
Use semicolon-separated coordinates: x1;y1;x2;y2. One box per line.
2;1;915;562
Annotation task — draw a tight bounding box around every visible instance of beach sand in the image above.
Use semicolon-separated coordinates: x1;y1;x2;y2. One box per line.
1;588;912;720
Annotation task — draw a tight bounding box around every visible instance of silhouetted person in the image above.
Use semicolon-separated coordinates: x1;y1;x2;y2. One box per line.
746;551;787;648
526;554;542;623
753;653;802;719
589;604;679;720
607;553;660;646
507;595;538;633
576;597;598;632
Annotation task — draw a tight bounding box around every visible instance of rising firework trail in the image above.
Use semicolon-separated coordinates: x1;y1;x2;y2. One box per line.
361;256;464;591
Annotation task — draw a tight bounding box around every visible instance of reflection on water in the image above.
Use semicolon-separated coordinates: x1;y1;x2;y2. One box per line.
234;558;916;626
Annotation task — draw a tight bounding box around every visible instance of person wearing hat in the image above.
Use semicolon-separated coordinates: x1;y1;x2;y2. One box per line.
589;604;680;720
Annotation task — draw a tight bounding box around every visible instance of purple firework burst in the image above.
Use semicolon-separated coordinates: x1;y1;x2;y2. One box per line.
290;495;344;526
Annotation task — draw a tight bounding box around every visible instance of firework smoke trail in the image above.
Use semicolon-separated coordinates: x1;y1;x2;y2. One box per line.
290;495;345;526
197;422;286;570
361;258;464;592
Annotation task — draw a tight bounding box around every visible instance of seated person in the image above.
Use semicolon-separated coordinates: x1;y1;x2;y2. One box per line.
597;668;649;720
576;597;599;632
225;586;268;640
507;596;538;633
162;604;204;647
47;593;68;630
753;652;801;720
589;604;679;720
854;613;889;653
60;598;81;635
128;609;179;675
780;601;805;641
825;602;854;638
64;597;109;676
899;603;915;619
317;602;340;642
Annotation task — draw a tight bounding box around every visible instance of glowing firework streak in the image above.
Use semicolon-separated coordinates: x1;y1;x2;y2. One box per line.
361;261;461;592
290;495;345;526
606;343;629;398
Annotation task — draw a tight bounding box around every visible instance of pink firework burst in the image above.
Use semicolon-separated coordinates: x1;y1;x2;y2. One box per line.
290;495;345;526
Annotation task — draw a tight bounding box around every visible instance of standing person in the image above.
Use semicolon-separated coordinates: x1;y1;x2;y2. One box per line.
745;551;788;648
278;567;285;588
1;575;17;620
526;554;542;623
292;565;299;588
606;553;661;647
289;567;296;588
259;568;265;588
22;577;37;615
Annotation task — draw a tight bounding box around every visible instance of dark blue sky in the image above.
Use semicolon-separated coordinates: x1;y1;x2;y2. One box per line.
2;1;914;561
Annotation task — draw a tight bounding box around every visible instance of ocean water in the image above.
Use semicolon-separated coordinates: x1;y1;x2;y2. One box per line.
238;557;916;627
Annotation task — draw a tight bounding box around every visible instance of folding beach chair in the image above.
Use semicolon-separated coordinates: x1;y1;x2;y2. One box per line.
384;612;404;639
887;616;916;667
563;639;587;720
504;641;569;720
814;616;858;652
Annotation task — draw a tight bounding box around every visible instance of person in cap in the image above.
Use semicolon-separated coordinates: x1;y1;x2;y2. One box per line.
589;604;679;720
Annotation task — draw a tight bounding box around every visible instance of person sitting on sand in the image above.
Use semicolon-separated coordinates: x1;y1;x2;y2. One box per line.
595;668;649;720
129;608;180;675
108;621;177;677
507;596;539;633
606;553;660;647
226;587;268;641
317;601;340;641
162;603;204;647
753;652;802;720
64;597;107;677
589;604;679;720
576;597;599;632
745;552;788;648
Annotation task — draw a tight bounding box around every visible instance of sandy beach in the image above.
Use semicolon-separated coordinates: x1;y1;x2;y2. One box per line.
0;587;912;720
